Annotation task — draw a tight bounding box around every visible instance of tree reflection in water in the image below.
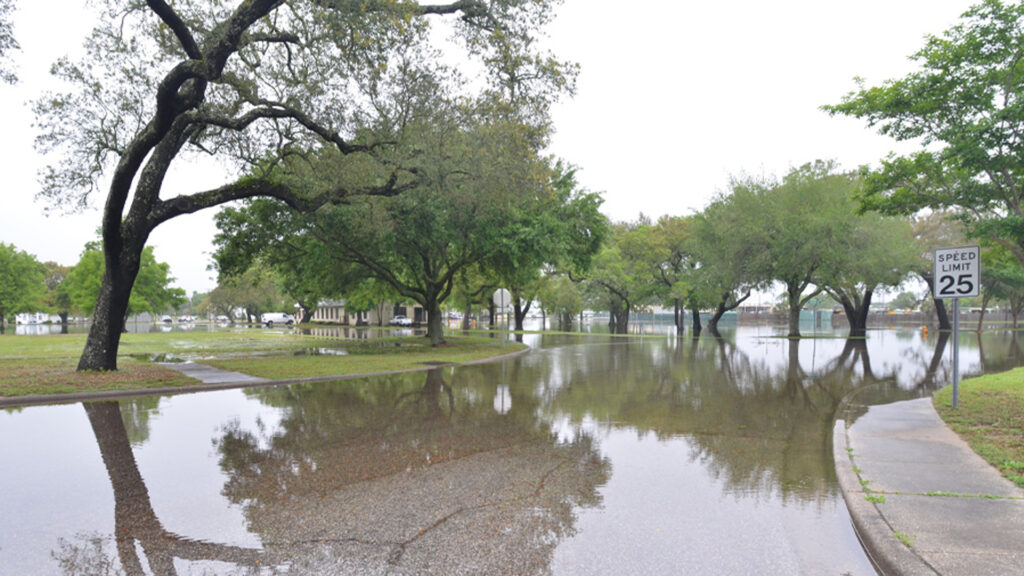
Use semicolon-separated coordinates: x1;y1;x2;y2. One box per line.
63;368;609;575
214;368;609;574
53;329;1021;574
521;332;959;504
63;401;274;575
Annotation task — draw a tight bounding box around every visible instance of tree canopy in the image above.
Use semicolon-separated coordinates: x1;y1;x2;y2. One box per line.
825;0;1024;266
0;243;45;332
34;0;574;370
0;0;17;84
63;242;186;319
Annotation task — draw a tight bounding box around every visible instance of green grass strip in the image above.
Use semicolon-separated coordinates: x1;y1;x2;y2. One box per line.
935;368;1024;489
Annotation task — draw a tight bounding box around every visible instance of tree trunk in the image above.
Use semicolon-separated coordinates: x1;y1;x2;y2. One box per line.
707;291;751;333
78;252;143;371
976;293;992;333
934;298;951;330
513;299;529;332
462;300;473;330
787;290;802;339
691;307;702;337
296;301;311;325
837;289;872;338
922;274;952;330
426;296;445;346
615;307;629;334
674;299;685;337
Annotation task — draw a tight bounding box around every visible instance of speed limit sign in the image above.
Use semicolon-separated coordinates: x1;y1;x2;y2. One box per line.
933;245;980;299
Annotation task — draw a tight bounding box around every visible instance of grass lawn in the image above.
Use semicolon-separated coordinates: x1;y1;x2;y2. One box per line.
0;329;524;399
935;368;1024;488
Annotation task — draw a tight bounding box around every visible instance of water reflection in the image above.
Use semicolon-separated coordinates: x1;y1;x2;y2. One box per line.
78;401;269;574
24;369;608;575
213;369;608;574
4;328;1024;575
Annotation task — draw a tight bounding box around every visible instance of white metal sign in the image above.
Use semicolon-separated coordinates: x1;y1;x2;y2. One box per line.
933;245;980;299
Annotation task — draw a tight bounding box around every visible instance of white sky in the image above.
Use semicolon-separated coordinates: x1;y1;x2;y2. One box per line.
0;0;979;295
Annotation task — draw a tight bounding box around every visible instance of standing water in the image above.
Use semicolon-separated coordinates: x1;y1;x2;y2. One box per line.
1;327;1018;575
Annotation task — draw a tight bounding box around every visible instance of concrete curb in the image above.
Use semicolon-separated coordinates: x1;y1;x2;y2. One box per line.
833;418;939;576
0;346;531;408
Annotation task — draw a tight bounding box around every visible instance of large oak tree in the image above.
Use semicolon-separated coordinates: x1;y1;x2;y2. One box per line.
34;0;572;370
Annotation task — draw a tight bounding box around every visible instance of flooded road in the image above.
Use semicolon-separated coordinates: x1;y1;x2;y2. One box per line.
2;327;1021;575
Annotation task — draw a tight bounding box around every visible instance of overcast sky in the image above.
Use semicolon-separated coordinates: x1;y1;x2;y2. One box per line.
1;0;979;295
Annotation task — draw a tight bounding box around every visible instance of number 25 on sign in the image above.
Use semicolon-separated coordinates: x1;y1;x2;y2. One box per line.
933;245;980;299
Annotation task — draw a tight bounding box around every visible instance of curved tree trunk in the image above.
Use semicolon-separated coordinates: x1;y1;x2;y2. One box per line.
78;242;145;371
707;291;751;333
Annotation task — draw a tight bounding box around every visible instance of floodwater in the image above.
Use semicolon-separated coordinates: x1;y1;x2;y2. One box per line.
2;326;1021;575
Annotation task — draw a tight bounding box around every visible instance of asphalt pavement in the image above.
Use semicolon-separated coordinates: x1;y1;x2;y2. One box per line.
834;397;1024;575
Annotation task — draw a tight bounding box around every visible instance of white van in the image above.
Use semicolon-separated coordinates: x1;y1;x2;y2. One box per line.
261;312;294;326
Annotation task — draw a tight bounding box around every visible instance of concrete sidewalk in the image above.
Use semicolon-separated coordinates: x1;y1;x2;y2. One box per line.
834;397;1024;575
156;361;271;384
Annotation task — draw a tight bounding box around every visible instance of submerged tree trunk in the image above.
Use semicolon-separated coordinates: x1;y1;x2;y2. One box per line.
922;274;952;331
787;304;801;339
674;299;685;337
707;291;751;333
607;303;630;334
691;307;702;337
835;288;872;338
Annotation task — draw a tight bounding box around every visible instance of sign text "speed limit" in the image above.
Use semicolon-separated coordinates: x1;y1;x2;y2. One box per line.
933;245;981;299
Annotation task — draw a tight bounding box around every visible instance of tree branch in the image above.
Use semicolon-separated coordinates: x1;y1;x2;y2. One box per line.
144;0;201;59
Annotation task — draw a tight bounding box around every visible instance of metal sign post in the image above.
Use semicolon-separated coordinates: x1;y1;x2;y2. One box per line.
933;245;980;409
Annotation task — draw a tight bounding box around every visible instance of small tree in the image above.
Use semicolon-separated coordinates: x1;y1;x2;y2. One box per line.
0;243;46;332
64;242;187;322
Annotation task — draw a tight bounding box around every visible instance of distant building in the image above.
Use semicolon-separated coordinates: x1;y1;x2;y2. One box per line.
312;300;426;325
15;312;62;325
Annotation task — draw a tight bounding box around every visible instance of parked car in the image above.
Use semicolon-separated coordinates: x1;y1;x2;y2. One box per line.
261;312;295;326
389;315;413;326
159;315;173;324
